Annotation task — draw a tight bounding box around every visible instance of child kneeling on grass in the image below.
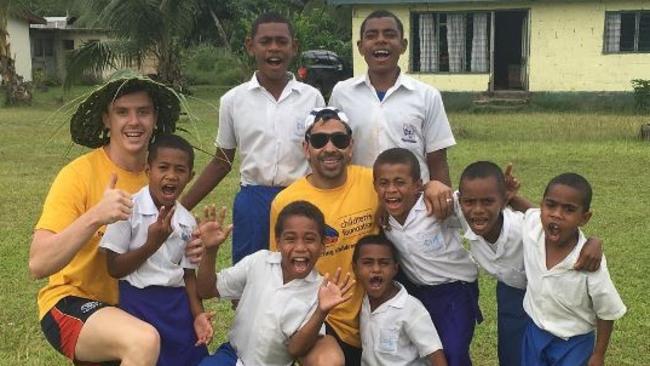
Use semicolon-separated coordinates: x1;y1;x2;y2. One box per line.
197;200;353;366
521;173;626;366
100;134;212;366
353;234;447;366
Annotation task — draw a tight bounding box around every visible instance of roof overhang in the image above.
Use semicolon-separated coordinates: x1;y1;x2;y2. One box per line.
10;9;46;24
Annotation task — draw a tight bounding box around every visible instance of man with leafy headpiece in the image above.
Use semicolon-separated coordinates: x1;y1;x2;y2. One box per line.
29;71;201;365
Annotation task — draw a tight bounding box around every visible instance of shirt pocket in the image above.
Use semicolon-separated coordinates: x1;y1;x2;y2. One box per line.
280;297;313;337
398;115;424;145
290;114;307;143
165;230;186;265
549;273;588;308
417;231;445;255
375;326;400;354
498;267;527;289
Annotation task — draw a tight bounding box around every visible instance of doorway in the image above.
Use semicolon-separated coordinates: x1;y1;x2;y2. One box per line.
493;10;529;90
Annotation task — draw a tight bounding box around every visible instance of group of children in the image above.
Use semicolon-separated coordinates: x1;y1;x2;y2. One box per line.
369;149;626;366
83;8;625;366
97;131;626;366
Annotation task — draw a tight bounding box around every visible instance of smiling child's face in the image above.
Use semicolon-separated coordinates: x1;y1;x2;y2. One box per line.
357;16;407;76
277;215;323;283
354;243;398;303
459;176;506;242
146;147;193;208
373;163;421;224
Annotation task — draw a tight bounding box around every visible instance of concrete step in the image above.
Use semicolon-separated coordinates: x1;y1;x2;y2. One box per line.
473;91;531;106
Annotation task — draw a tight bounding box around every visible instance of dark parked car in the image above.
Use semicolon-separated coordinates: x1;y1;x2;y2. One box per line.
297;50;351;98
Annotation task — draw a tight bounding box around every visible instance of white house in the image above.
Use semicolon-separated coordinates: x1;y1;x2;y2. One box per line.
4;10;45;82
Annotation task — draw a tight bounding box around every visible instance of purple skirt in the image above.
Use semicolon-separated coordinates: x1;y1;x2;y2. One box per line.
119;281;208;366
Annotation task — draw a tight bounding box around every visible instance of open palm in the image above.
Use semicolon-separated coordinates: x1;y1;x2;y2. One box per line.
197;205;232;249
319;268;355;313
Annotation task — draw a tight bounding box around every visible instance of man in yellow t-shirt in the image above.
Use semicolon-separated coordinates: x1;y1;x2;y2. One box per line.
270;108;379;365
29;72;201;366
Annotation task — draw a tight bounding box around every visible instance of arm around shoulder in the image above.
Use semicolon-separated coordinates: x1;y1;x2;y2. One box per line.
426;149;452;187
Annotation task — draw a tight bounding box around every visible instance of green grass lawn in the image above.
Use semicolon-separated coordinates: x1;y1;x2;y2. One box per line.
1;85;648;365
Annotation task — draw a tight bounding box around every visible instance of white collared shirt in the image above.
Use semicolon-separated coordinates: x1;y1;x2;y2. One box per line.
216;72;325;186
454;193;527;289
100;186;196;288
522;209;626;339
217;250;324;366
361;282;443;366
330;73;455;182
384;195;478;286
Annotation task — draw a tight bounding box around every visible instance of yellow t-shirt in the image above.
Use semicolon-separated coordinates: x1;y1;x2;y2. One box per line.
269;165;379;347
35;148;148;319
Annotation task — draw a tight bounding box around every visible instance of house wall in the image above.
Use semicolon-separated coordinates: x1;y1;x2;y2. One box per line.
6;17;33;82
31;29;156;83
528;0;650;91
351;0;650;92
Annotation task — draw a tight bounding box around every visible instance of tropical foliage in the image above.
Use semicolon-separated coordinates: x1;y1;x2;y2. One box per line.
10;0;352;90
63;1;198;91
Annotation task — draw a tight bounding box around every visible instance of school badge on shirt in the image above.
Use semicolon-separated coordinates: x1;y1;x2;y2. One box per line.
401;123;417;143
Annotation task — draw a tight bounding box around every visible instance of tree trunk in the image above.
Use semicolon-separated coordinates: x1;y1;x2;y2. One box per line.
208;6;230;51
157;42;187;94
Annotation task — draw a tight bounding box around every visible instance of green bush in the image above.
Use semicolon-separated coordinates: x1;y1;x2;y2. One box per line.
631;79;650;111
182;45;249;86
293;6;352;67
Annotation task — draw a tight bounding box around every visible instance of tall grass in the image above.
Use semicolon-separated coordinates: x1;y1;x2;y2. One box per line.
1;85;648;365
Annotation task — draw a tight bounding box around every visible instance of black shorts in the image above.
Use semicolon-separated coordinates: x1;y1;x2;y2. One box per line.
325;322;362;366
40;296;118;366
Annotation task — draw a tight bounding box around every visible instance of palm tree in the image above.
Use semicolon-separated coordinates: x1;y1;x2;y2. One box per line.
64;0;198;91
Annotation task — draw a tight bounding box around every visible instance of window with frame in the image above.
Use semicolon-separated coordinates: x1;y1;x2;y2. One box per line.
33;38;54;57
412;12;491;73
63;39;75;50
604;11;650;53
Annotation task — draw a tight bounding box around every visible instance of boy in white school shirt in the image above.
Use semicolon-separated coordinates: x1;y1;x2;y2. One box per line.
521;173;625;366
372;148;479;366
353;234;447;366
454;161;603;366
197;201;353;366
100;135;212;366
182;12;325;264
329;10;455;186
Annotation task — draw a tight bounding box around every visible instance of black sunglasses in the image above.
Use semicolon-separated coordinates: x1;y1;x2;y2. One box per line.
306;132;351;149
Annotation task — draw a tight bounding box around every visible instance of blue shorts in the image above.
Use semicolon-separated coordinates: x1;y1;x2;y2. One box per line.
407;280;482;366
521;319;594;366
232;185;284;264
119;281;208;366
198;342;238;366
496;281;528;366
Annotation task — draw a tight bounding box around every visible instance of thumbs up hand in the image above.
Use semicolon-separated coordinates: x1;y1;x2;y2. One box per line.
91;173;134;225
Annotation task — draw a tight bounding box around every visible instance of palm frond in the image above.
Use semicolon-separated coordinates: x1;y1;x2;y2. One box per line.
64;38;146;90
